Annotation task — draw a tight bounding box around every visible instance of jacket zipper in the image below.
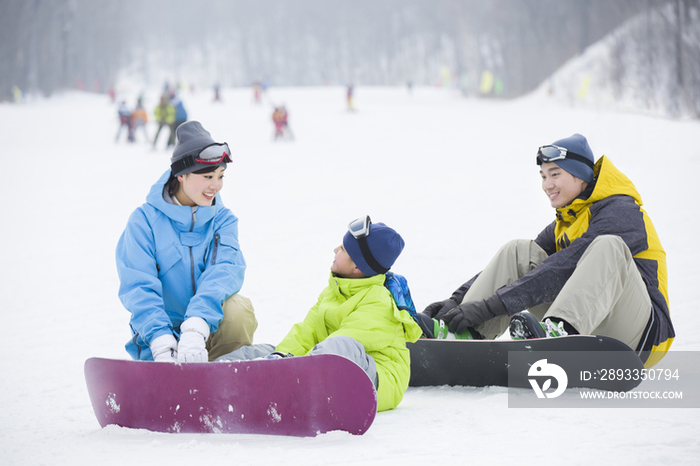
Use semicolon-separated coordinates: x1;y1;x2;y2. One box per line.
211;234;220;265
133;333;141;359
189;208;197;296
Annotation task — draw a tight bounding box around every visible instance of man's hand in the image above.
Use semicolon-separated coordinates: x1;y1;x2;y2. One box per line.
441;294;507;334
422;298;459;321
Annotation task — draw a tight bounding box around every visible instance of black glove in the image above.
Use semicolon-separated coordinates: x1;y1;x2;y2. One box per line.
422;298;459;320
442;294;507;334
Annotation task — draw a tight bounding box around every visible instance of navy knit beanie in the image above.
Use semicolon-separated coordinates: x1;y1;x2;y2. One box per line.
546;133;595;183
343;222;404;277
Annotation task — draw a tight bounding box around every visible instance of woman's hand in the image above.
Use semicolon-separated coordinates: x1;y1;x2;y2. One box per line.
177;317;210;363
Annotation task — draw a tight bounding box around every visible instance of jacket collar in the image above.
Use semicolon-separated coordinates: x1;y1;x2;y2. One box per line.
555;156;641;223
146;169;222;230
329;273;385;298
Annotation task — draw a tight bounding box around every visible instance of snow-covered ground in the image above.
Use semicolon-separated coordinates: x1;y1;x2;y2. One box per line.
1;84;699;465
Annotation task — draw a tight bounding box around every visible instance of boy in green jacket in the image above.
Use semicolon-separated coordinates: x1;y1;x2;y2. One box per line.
216;216;423;411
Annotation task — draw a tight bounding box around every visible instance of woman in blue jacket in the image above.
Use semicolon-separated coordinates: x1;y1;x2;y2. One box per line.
116;121;257;363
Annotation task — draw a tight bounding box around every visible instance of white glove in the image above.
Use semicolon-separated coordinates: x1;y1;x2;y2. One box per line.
151;334;178;363
177;317;210;363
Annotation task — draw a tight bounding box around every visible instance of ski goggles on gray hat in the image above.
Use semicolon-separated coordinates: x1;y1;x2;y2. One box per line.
171;143;231;176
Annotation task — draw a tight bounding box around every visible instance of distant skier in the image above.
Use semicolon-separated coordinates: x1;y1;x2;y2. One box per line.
271;105;293;141
115;100;134;143
153;94;175;149
168;95;188;147
252;81;262;104
280;105;294;140
130;97;148;143
346;84;355;111
272;107;285;140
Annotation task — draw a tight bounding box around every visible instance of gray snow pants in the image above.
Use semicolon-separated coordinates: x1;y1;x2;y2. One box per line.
214;335;379;388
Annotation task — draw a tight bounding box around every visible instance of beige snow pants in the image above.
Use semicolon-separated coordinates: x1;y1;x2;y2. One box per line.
206;294;258;361
463;235;651;350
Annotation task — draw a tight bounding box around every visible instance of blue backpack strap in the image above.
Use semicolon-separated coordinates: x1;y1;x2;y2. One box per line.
384;272;418;324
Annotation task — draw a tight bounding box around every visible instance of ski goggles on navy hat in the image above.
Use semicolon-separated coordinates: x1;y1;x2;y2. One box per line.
536;144;594;169
343;215;404;277
536;133;596;183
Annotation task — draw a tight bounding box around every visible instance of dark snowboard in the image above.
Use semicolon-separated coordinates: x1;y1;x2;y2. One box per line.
407;335;644;392
84;354;377;437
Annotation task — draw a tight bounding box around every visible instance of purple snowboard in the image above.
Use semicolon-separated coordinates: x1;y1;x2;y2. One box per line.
84;354;377;437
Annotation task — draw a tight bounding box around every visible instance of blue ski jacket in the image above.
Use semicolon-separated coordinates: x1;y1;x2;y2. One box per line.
116;170;246;360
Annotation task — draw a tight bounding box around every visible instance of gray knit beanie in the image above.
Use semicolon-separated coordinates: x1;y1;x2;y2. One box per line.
170;121;226;177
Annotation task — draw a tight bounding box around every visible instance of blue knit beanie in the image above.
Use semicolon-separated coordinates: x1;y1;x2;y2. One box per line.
343;222;404;277
544;133;595;183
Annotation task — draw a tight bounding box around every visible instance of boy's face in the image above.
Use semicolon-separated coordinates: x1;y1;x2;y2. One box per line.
540;162;588;209
331;245;364;278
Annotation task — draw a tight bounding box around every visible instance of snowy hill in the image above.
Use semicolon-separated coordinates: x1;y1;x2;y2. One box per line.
542;1;700;118
1;85;699;465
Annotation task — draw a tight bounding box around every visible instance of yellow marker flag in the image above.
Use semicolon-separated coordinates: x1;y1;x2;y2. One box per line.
480;71;494;94
578;76;591;100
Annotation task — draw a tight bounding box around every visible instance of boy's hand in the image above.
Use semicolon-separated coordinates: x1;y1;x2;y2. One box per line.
442;294;507;334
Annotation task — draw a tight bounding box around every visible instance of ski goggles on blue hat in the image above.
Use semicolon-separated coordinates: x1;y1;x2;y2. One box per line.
171;143;232;175
536;144;594;169
348;215;371;239
348;215;389;275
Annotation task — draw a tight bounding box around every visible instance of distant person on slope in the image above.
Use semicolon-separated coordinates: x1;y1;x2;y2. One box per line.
152;94;175;149
346;84;355;111
116;121;258;363
168;94;188;147
130;97;148;143
421;134;674;368
280;105;293;140
272;106;285;140
115;100;133;143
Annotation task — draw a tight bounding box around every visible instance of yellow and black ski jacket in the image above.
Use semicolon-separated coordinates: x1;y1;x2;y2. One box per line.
453;156;673;367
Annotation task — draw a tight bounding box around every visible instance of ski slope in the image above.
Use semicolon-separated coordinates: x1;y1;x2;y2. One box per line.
1;85;698;465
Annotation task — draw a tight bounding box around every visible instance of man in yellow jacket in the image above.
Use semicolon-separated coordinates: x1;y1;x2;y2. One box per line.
423;134;673;368
217;217;422;411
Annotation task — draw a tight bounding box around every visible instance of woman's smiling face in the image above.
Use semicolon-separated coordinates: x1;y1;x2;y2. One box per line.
176;166;226;207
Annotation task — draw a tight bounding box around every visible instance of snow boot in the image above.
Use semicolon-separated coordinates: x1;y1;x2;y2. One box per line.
509;311;568;339
263;351;293;360
433;318;481;340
